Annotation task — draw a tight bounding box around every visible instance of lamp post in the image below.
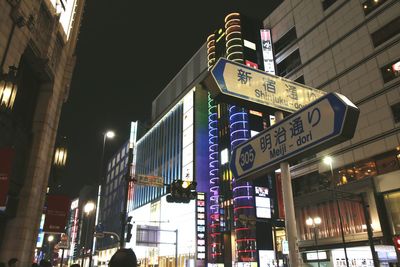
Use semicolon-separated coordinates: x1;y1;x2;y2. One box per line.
83;201;95;267
91;130;115;258
100;130;115;179
306;216;322;267
47;235;55;264
323;156;379;267
323;156;350;267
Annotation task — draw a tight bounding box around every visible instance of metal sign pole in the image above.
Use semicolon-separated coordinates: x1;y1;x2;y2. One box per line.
275;111;300;267
175;229;178;267
120;147;134;248
60;248;65;267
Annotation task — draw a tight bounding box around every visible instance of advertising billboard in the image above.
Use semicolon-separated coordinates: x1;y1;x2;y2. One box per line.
43;195;71;233
260;29;275;75
182;90;194;181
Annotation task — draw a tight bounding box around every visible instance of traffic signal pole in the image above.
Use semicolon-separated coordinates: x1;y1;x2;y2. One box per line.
120;147;134;248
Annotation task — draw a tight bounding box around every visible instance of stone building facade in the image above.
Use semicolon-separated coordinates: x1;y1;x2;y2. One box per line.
263;0;400;265
0;0;85;264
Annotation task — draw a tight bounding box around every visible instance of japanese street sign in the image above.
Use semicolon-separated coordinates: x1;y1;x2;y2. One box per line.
58;233;69;249
205;57;326;113
135;175;164;187
230;92;359;181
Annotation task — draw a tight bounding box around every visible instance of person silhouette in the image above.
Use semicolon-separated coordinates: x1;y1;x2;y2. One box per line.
7;258;17;267
109;249;137;267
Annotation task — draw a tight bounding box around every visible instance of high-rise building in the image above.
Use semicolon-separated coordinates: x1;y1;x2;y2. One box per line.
262;0;400;265
0;0;85;264
206;13;280;266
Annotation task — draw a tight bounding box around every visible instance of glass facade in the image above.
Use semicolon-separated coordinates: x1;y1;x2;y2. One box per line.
132;98;183;209
100;142;129;248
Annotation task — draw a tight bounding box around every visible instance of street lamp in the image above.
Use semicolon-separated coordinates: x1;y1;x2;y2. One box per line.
54;146;68;167
323;156;350;267
84;201;95;267
47;235;54;242
101;130;115;170
47;235;55;263
84;202;95;214
306;216;322;267
0;66;18;110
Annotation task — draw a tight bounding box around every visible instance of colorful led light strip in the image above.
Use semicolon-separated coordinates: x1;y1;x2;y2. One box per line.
207;33;223;262
225;13;258;263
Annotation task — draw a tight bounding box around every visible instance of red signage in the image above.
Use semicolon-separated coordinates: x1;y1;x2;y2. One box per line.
0;148;15;210
245;60;258;69
43;195;71;233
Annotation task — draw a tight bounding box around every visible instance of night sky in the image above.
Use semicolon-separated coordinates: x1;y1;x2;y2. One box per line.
57;1;282;197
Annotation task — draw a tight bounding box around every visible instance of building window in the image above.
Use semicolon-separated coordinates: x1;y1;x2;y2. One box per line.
371;16;400;47
277;49;302;76
274;27;297;54
381;59;400;83
391;102;400;123
322;0;338;10
362;0;389;15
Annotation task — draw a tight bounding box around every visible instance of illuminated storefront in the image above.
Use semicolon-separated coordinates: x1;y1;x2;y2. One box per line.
126;196;196;267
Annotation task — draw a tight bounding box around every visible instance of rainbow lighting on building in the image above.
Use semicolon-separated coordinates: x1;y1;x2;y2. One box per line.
206;12;268;265
206;33;223;263
225;13;257;263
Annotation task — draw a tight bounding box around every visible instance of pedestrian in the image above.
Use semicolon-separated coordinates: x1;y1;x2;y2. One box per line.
70;264;80;267
109;249;137;267
7;258;17;267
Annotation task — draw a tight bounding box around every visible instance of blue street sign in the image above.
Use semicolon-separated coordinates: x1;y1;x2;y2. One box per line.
205;58;326;113
230;92;360;181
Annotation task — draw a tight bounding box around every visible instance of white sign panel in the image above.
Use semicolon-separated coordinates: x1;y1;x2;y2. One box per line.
260;29;276;74
182;90;194;182
230;93;359;181
208;58;326;113
135;175;164;187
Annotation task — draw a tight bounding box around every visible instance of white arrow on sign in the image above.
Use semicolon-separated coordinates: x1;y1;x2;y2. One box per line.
205;57;326;113
230;92;359;181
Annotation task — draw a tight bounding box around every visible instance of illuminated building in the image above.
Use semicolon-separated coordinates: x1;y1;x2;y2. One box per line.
0;0;86;265
122;12;280;267
206;13;279;266
264;0;400;265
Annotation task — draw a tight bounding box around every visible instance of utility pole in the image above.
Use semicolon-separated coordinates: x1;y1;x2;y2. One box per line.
120;147;134;248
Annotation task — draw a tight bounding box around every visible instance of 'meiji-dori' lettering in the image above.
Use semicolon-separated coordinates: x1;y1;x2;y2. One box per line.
296;131;313;146
269;143;287;159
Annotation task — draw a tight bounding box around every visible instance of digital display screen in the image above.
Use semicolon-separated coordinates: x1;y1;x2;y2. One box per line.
255;186;272;219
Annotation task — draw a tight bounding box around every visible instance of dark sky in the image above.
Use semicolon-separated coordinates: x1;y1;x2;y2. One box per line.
58;1;282;197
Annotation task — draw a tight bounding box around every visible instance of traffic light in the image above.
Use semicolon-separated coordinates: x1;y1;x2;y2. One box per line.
394;235;400;252
125;223;133;242
125;216;133;242
166;180;197;203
